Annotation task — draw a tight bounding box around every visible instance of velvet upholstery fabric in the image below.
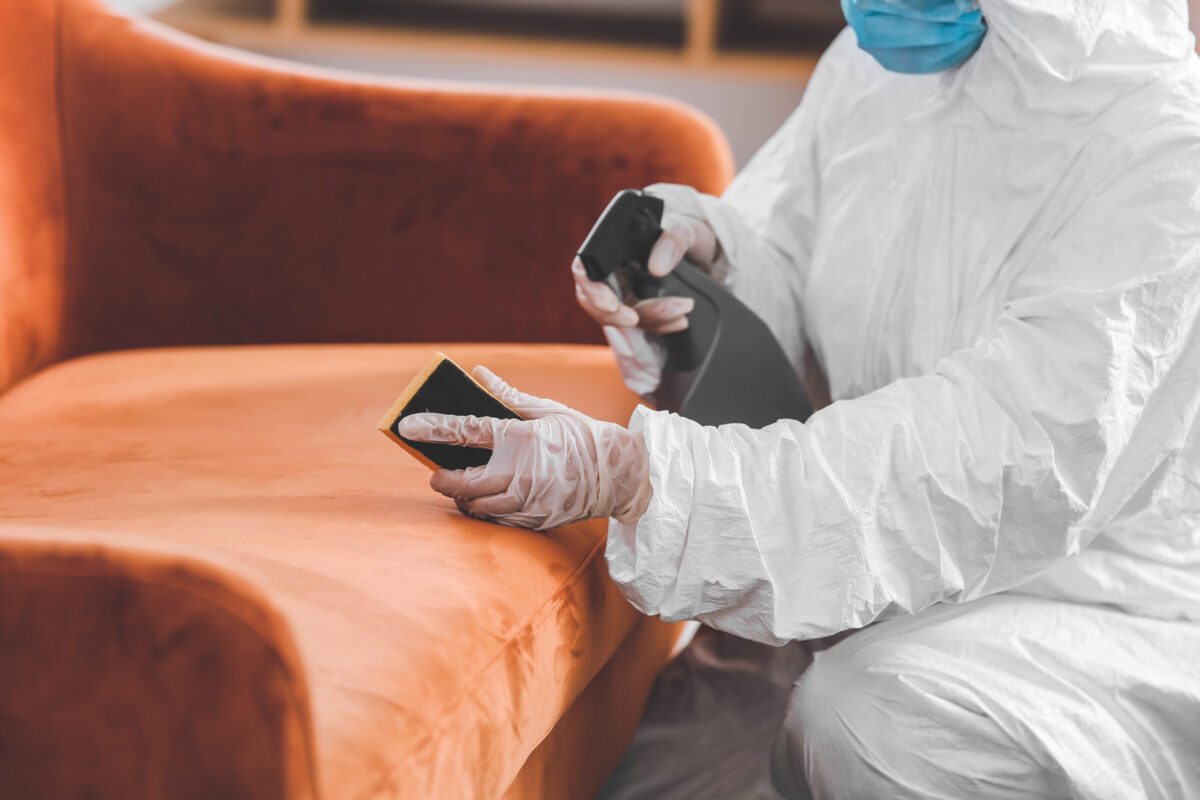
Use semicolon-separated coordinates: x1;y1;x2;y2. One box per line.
0;344;680;798
0;0;67;392
37;0;731;378
0;0;734;794
0;543;318;800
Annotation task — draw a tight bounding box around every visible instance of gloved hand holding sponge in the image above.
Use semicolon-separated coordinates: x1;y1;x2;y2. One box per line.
397;366;652;531
399;195;722;531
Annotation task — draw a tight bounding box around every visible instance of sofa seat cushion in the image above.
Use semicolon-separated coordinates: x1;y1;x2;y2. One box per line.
0;343;674;799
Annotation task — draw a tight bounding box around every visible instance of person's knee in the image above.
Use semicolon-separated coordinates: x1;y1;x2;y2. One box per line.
773;622;1070;800
772;638;906;800
772;632;995;800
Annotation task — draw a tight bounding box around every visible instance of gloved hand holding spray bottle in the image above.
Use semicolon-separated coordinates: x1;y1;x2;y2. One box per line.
397;197;720;530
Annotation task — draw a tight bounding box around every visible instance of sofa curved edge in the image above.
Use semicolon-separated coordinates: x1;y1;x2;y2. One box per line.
0;537;320;800
358;519;672;800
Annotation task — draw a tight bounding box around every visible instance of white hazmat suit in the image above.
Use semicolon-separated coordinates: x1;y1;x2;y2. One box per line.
602;1;1200;796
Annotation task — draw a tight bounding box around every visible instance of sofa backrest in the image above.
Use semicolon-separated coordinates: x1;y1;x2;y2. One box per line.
0;0;734;394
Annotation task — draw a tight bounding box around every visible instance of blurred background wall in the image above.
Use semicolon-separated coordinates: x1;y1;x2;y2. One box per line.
114;0;1200;168
112;0;845;167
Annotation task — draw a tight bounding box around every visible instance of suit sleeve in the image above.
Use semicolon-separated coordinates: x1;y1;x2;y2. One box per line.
607;161;1200;644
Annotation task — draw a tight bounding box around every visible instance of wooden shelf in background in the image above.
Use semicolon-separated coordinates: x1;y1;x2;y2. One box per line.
154;0;826;80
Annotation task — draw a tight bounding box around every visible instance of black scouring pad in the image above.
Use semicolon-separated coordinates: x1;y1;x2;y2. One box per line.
377;352;523;471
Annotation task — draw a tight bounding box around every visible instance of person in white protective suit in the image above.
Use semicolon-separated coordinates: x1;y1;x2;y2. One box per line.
398;0;1200;796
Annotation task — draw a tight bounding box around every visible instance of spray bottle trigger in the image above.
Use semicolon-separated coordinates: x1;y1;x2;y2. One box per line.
627;264;667;300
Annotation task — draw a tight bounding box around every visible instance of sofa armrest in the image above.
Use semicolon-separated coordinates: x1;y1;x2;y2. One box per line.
53;0;736;359
0;540;317;800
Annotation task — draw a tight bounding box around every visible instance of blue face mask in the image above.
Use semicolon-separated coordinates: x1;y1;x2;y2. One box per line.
840;0;987;75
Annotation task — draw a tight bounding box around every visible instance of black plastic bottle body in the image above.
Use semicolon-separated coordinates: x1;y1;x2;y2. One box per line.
646;259;812;428
578;189;812;429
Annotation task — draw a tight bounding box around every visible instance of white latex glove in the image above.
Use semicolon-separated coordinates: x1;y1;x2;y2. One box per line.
572;211;719;333
396;366;653;531
573;209;719;396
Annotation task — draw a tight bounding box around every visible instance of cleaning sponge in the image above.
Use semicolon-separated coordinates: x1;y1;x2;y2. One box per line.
377;352;522;471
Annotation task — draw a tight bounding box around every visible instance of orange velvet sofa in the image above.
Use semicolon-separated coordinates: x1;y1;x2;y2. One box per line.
0;0;734;797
